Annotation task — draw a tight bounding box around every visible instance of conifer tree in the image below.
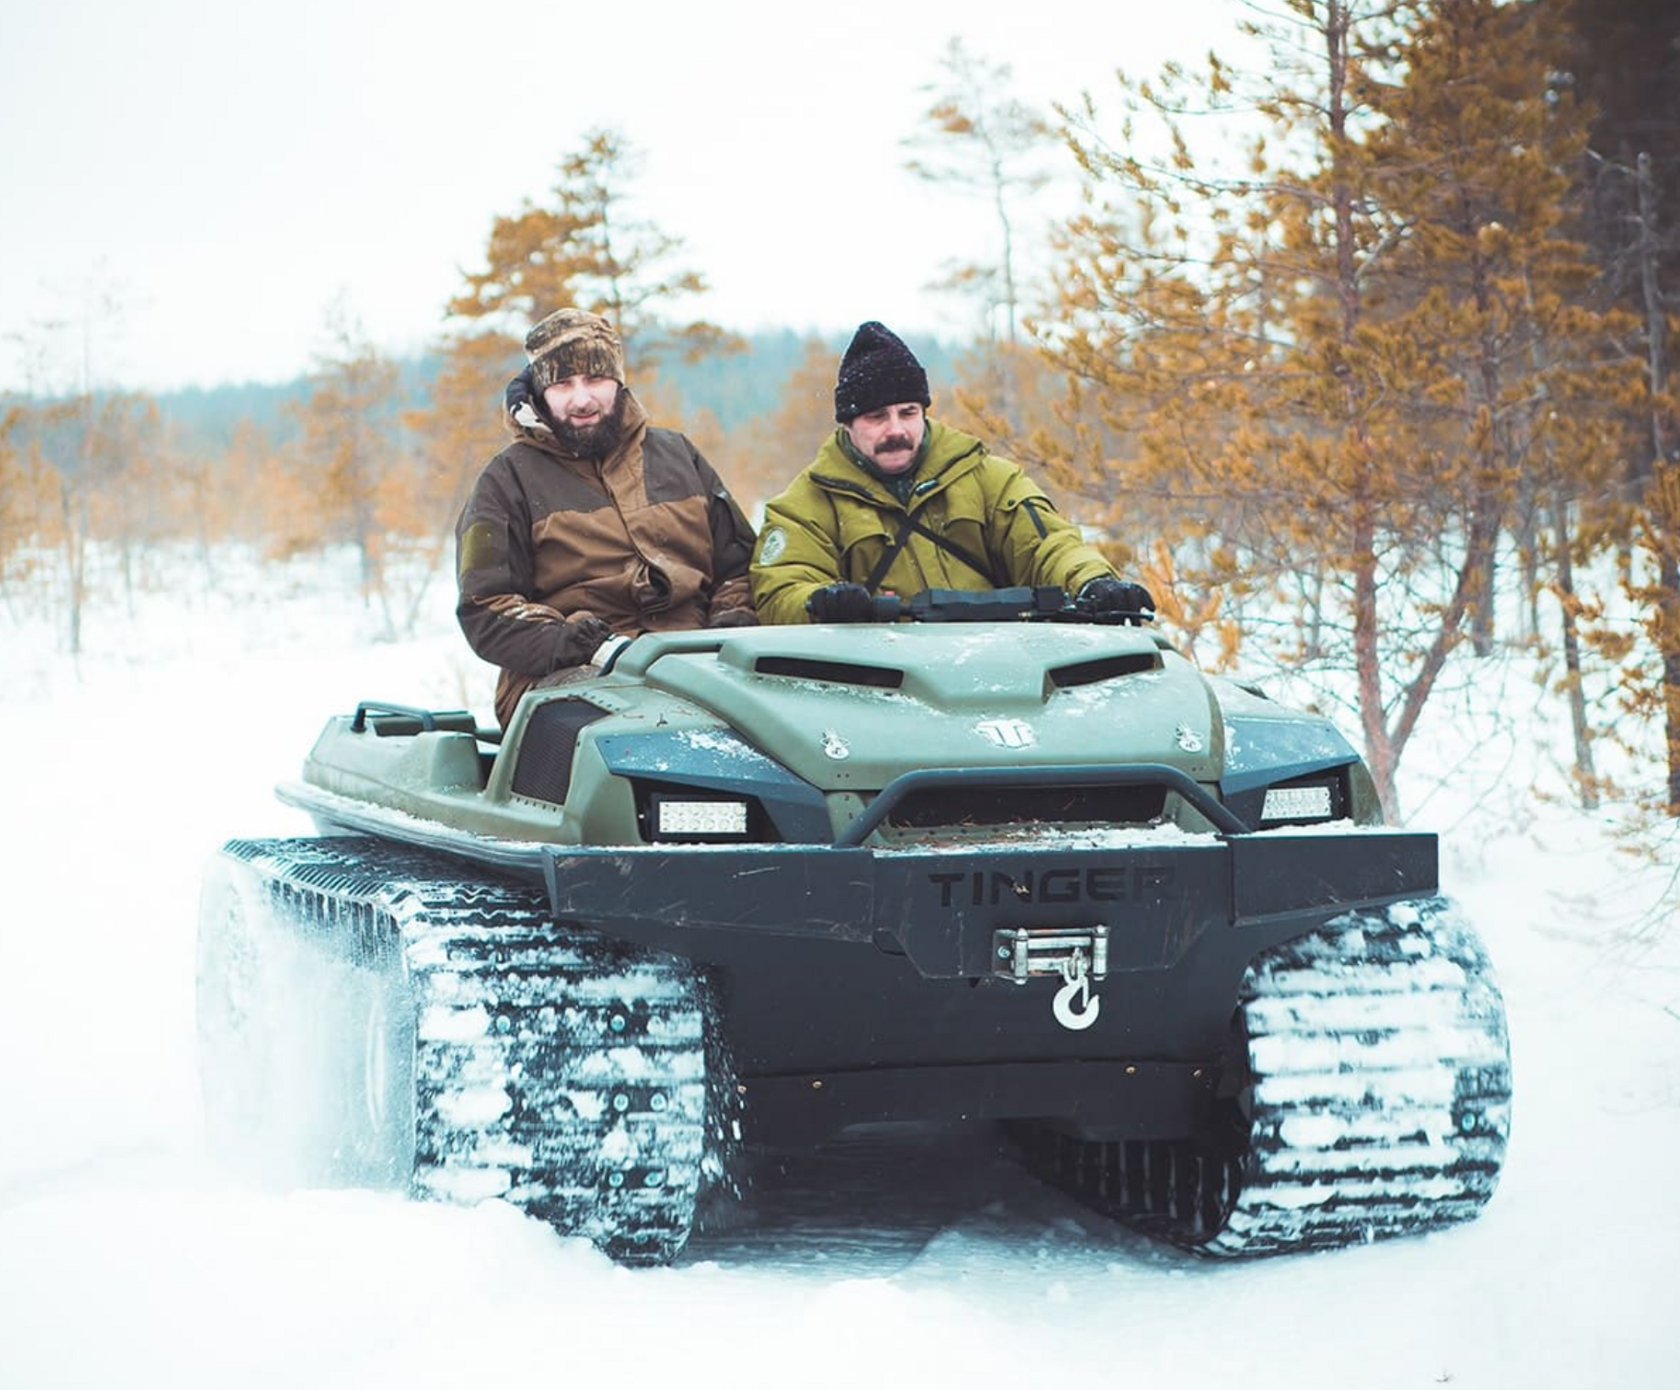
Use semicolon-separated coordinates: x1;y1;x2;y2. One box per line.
88;394;164;611
729;336;837;513
1614;150;1680;813
1042;0;1623;818
15;391;156;654
6;281;155;651
399;331;521;632
1557;1;1680;820
0;405;46;599
285;300;405;621
448;128;734;370
173;416;275;585
904;38;1057;351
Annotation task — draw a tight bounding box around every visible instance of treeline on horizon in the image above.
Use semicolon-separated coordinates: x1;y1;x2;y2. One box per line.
71;329;963;444
3;0;1678;839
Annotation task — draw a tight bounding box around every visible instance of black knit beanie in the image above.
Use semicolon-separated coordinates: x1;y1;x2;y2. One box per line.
833;321;930;423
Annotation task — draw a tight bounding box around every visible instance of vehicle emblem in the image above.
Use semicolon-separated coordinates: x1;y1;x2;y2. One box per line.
976;718;1036;749
820;729;850;760
1175;723;1205;753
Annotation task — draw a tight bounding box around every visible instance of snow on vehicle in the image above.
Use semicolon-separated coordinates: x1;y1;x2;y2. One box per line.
197;586;1511;1263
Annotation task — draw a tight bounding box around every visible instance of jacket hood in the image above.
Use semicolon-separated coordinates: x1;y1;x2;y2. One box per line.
810;420;986;509
507;384;648;463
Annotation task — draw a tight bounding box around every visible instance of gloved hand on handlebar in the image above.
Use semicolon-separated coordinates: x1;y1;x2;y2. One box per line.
1078;575;1156;617
806;582;877;623
706;608;759;629
554;613;615;666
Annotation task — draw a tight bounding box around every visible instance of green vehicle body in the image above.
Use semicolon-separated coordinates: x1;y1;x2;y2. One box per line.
207;589;1509;1258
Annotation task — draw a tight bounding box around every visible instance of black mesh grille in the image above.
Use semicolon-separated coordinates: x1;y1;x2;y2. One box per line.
510;699;610;803
887;784;1167;830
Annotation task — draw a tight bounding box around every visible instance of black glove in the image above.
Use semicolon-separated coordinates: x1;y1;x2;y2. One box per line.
505;365;537;419
806;582;876;623
1079;575;1156;616
706;609;759;629
705;608;759;631
554;613;615;667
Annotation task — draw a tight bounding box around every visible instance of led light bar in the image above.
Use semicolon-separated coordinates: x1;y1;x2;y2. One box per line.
653;797;750;838
1261;784;1335;822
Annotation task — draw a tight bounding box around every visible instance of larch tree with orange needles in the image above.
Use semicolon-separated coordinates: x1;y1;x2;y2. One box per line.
1040;0;1624;819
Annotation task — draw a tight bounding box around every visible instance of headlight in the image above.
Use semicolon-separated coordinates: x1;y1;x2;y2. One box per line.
650;794;752;840
1260;778;1340;826
1262;784;1334;821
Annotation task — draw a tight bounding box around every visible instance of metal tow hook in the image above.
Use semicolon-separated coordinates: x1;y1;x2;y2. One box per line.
1052;947;1101;1031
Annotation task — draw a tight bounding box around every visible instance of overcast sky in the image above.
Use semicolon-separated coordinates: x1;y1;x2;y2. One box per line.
0;0;1238;393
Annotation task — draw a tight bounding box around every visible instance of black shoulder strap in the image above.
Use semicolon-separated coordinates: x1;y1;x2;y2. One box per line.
863;511;921;592
864;506;996;591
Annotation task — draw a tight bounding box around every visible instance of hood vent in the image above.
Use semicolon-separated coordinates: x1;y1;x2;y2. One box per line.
1049;652;1160;690
755;655;904;689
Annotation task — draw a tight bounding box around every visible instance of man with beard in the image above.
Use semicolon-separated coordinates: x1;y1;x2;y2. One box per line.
456;308;757;728
750;321;1152;625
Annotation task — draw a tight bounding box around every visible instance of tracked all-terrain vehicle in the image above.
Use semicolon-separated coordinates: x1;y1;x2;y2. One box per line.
198;587;1511;1263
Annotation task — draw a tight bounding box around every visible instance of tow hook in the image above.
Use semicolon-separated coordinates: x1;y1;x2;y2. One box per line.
993;927;1108;1031
1053;952;1100;1031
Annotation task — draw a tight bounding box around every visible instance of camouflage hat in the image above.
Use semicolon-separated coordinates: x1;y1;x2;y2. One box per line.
525;308;626;391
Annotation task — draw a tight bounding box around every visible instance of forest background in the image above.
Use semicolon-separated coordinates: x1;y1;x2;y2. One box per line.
3;0;1678;878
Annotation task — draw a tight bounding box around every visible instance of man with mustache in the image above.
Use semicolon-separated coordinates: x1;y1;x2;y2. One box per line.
456;308;757;728
750;321;1152;624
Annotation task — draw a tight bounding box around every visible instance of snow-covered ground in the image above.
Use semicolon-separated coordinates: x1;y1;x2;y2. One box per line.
2;550;1676;1390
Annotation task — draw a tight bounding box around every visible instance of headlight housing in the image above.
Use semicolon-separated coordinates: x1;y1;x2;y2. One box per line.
1257;773;1346;828
651;794;751;840
638;786;762;842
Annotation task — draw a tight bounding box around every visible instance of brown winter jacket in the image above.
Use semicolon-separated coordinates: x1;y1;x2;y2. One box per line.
456;389;756;727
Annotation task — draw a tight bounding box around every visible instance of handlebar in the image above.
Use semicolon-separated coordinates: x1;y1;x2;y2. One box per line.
830;586;1155;626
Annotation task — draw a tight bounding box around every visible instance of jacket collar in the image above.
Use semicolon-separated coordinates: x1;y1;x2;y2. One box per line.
510;386;648;467
809;420;986;509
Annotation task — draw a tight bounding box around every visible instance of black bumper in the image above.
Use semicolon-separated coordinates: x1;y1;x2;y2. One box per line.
540;831;1436;1144
541;831;1435;977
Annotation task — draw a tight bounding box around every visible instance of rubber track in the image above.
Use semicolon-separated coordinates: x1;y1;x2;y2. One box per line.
1022;896;1512;1256
213;836;711;1264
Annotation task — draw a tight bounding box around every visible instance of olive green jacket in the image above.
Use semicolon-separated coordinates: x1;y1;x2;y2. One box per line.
751;421;1114;625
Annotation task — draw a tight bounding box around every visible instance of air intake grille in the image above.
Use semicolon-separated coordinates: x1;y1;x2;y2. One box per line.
755;656;904;689
1049;653;1161;689
511;699;609;804
887;784;1167;830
